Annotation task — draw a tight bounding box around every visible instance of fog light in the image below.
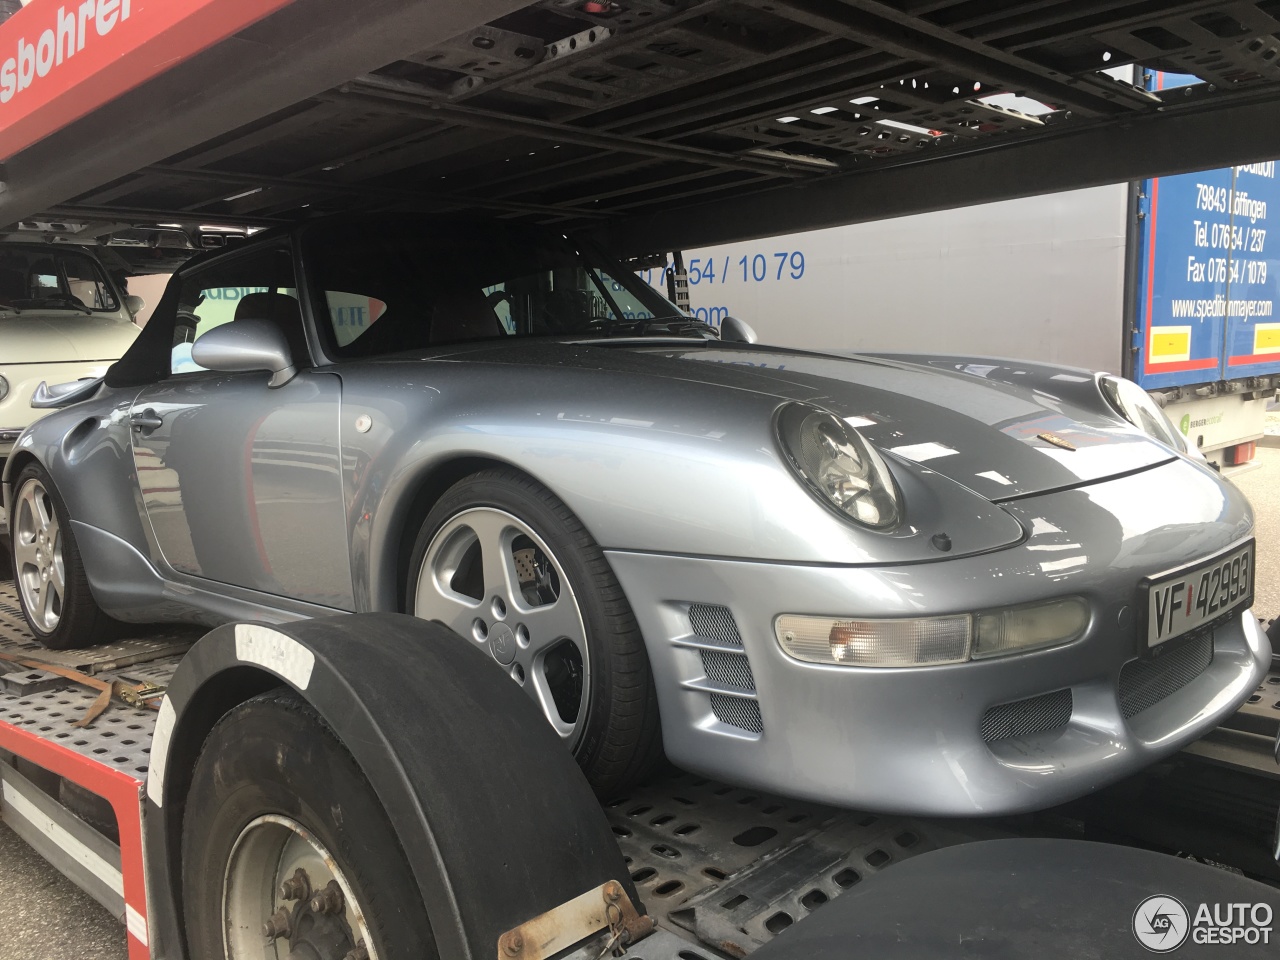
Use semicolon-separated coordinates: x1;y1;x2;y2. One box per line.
971;598;1089;660
776;614;971;667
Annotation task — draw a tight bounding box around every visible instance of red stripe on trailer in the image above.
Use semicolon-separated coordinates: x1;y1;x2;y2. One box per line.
0;718;149;959
1143;357;1217;373
0;0;296;161
1227;353;1280;366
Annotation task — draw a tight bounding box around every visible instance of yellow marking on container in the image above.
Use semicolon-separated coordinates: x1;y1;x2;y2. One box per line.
1254;323;1280;354
1150;326;1191;362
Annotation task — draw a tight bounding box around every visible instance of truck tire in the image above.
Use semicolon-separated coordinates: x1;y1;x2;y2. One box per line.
182;690;436;960
9;462;119;649
407;467;663;797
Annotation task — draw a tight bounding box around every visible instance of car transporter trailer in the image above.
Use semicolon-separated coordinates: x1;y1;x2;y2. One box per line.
0;580;1276;960
2;2;1280;958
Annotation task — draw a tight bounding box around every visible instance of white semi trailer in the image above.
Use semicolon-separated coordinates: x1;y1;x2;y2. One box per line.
655;87;1280;469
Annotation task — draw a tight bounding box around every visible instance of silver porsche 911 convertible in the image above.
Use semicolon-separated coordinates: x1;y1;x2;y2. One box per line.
2;215;1269;813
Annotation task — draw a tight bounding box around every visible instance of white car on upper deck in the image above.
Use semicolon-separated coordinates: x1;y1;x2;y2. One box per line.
0;242;141;480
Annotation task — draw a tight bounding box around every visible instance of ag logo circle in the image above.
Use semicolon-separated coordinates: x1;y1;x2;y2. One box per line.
1133;895;1190;953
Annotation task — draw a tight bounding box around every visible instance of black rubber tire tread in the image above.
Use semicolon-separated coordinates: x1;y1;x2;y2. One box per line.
407;467;663;798
9;461;121;649
182;689;436;960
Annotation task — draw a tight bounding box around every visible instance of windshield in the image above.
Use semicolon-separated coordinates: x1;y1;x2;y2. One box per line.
0;246;121;313
302;219;689;358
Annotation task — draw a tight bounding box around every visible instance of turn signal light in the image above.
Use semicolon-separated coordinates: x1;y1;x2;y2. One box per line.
776;597;1088;668
776;614;971;667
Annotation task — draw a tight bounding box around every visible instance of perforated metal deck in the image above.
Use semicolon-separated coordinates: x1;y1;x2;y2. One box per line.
0;581;196;781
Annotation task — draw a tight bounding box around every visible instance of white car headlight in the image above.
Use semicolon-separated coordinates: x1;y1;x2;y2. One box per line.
0;374;8;402
1098;374;1185;451
775;403;900;529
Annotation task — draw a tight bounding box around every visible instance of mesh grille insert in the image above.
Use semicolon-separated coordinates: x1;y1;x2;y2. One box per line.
701;649;756;691
711;694;763;733
689;604;744;647
1119;633;1214;720
980;688;1073;742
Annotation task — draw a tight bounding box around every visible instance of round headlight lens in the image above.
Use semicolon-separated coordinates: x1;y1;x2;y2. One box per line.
1098;374;1185;451
776;404;900;529
0;374;8;402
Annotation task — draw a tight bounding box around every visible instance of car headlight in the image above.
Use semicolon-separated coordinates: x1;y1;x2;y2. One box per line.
775;597;1089;668
775;403;900;529
1098;374;1185;451
0;374;8;402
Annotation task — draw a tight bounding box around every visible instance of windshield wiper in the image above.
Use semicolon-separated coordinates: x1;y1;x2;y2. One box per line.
8;297;92;315
602;317;720;339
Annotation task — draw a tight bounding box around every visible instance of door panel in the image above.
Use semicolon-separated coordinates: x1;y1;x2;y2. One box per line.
129;371;353;610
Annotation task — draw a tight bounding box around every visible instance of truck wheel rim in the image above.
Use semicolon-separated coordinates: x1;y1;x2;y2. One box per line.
414;507;591;749
12;478;65;632
223;814;378;960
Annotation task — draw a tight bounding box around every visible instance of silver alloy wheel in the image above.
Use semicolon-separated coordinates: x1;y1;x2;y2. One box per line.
12;477;65;632
223;814;378;960
414;507;591;747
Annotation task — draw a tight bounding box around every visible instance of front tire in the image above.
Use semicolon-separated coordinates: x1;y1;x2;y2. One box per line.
407;468;662;797
182;690;435;960
9;461;119;649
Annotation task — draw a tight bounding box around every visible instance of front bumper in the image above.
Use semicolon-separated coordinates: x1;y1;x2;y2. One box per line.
607;458;1269;816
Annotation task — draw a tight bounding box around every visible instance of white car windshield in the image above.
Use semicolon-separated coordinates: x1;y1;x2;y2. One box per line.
0;245;121;314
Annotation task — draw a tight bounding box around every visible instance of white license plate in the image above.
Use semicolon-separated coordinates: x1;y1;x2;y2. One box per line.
1146;542;1254;649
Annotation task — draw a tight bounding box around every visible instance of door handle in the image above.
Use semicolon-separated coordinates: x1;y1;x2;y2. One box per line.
130;409;164;432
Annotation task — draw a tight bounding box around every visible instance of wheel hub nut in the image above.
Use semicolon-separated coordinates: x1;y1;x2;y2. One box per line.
310;880;345;915
343;942;370;960
280;868;312;902
262;907;292;940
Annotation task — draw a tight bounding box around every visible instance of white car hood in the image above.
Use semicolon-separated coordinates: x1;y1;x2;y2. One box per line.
1;313;139;363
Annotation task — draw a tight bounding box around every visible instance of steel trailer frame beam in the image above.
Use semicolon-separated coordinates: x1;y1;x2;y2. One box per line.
5;1;1280;250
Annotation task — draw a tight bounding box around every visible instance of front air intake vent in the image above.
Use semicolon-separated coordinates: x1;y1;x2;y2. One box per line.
980;688;1073;742
689;603;744;646
688;604;761;734
710;694;764;734
701;649;756;691
1119;633;1214;720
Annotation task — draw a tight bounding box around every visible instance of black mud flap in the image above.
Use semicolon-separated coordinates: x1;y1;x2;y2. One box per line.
141;613;637;960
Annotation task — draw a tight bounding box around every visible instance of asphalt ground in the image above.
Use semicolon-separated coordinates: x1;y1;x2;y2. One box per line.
0;452;1277;958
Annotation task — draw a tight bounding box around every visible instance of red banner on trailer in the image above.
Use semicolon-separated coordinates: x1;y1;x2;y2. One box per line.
0;0;295;161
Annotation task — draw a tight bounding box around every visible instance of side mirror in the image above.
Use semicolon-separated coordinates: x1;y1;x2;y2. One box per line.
31;377;104;409
191;318;296;387
124;295;146;318
720;314;759;344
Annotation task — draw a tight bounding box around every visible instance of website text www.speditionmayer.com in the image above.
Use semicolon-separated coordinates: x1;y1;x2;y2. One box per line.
0;1;132;104
1170;297;1275;320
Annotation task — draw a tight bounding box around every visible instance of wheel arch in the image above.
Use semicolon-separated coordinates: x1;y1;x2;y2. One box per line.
2;449;41;507
143;614;636;960
376;454;576;613
2;449;40;527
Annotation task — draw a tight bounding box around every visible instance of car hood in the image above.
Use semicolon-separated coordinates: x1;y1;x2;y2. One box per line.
432;339;1174;502
0;313;139;364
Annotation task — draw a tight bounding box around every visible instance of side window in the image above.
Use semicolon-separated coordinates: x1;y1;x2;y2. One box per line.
324;291;388;348
172;246;298;375
62;254;120;311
